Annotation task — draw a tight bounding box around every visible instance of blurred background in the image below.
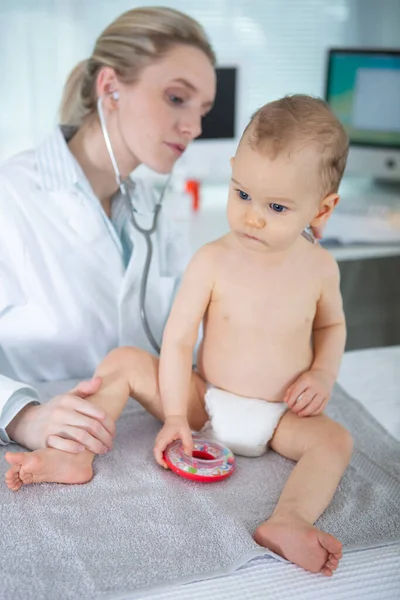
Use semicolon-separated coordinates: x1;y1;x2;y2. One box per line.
1;0;399;159
1;0;400;350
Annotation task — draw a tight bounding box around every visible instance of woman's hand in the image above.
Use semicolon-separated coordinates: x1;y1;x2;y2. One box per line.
153;416;193;468
6;377;116;454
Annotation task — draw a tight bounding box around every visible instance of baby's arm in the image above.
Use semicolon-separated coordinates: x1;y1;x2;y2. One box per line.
311;258;346;381
153;245;215;466
285;254;346;417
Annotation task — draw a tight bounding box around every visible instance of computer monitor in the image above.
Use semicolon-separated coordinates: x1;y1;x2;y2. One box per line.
175;66;239;182
325;49;400;182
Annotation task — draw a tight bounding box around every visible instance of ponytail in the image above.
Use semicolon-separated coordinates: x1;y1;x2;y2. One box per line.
59;59;89;127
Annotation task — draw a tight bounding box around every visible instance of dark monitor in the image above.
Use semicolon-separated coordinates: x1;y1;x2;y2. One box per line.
199;67;237;140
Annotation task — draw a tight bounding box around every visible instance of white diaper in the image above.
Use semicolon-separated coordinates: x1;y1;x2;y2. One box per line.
201;386;287;457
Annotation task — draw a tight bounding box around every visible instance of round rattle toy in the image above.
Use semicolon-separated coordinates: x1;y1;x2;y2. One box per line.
163;437;236;482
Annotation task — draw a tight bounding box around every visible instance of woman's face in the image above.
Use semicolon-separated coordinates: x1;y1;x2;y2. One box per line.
110;45;216;175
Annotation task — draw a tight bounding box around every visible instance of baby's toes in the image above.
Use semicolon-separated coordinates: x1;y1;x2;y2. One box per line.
321;565;333;577
19;468;34;485
325;553;340;572
5;466;23;491
327;558;339;571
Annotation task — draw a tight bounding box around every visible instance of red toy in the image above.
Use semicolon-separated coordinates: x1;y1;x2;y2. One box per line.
164;437;236;482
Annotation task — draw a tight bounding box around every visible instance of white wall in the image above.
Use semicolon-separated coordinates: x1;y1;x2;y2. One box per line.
0;0;399;162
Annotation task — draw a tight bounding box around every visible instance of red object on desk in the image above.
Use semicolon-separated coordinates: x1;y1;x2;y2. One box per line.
185;179;201;212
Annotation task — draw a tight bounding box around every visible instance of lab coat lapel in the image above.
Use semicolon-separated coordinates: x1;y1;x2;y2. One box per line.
35;127;126;285
38;189;126;290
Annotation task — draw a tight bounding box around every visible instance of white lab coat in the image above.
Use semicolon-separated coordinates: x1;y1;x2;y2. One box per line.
0;127;191;440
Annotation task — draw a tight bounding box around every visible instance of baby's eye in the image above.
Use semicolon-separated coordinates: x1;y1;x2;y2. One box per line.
236;189;250;201
270;203;287;213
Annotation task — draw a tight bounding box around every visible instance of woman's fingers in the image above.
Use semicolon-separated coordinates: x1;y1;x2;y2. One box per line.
63;408;115;449
61;396;116;438
46;434;86;454
47;424;109;455
70;376;103;398
47;377;117;453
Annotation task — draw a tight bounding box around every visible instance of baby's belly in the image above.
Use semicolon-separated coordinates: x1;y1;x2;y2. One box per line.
197;328;313;402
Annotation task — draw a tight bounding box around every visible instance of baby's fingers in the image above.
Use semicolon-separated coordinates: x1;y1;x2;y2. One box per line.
298;394;324;417
286;381;308;409
290;388;314;413
283;383;294;404
310;395;329;416
153;434;170;468
153;446;168;468
181;429;193;457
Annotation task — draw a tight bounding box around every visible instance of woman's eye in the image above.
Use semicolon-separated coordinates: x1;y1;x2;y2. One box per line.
237;189;250;201
270;203;287;213
169;94;184;106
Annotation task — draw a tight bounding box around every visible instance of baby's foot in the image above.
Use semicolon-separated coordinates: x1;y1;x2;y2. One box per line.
5;448;94;491
254;513;342;576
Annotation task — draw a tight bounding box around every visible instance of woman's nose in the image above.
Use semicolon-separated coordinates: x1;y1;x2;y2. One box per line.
245;211;266;229
179;113;202;140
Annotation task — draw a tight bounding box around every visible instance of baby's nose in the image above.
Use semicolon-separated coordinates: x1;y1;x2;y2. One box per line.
246;212;266;228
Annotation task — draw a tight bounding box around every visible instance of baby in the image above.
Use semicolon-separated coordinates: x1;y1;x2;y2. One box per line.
154;93;353;576
5;95;352;578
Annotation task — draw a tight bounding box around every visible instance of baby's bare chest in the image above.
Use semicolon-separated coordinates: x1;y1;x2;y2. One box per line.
211;263;321;328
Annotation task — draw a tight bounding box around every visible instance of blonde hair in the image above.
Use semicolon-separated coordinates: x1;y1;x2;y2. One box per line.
59;7;216;127
243;95;349;196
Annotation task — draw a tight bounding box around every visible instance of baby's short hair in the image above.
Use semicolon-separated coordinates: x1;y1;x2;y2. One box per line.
243;94;349;197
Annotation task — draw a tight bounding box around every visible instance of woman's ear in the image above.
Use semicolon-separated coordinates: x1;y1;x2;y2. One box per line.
96;67;120;108
310;193;340;230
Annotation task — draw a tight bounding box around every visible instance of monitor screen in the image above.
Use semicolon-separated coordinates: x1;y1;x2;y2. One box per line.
325;49;400;149
198;67;237;140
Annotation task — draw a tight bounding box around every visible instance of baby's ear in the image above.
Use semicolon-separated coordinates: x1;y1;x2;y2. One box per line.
310;193;339;230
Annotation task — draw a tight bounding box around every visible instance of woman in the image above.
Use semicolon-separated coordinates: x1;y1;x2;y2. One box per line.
0;7;216;454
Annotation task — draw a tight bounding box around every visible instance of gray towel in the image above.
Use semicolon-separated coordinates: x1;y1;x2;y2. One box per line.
0;383;399;600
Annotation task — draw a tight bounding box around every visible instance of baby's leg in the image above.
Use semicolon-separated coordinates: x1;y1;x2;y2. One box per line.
5;347;208;490
99;347;209;431
254;411;353;576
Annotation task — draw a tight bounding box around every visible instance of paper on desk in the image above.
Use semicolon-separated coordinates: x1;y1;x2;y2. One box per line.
323;212;400;244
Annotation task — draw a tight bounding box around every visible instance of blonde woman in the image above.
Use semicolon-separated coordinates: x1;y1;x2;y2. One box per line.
0;7;216;455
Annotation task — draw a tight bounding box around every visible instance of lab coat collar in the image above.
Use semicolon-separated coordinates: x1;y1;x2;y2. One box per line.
36;126;137;202
36;126;81;192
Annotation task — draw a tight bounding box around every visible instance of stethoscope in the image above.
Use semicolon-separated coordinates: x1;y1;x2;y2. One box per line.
97;94;171;354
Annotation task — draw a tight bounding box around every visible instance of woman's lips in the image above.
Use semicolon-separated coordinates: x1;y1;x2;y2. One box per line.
165;142;186;155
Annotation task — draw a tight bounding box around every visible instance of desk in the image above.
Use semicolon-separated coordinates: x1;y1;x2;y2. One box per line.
184;183;400;350
332;248;400;350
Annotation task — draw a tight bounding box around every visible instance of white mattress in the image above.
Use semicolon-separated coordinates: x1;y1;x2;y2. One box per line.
133;346;400;600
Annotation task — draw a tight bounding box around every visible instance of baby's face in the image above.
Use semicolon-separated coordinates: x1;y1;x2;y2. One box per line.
227;142;324;254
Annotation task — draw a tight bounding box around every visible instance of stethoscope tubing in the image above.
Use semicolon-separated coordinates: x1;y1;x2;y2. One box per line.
97;95;171;354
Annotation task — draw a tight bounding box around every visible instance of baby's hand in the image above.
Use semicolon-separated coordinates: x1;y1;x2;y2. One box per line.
153;416;193;468
284;369;335;417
